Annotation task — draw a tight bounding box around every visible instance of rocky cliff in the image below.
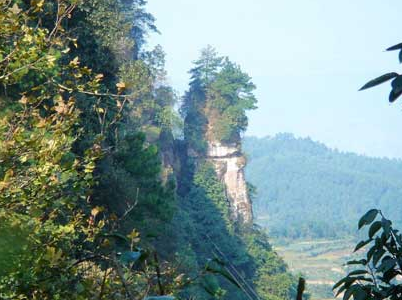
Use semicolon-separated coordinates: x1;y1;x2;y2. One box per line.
206;141;253;224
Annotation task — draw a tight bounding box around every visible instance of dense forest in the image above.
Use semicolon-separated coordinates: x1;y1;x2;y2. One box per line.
244;134;402;239
0;1;296;300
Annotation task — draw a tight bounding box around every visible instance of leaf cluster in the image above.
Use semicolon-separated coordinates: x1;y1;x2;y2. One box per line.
360;42;402;103
334;209;402;300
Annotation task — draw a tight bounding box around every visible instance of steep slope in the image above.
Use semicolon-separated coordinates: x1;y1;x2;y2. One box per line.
244;133;402;239
176;48;297;300
0;1;296;297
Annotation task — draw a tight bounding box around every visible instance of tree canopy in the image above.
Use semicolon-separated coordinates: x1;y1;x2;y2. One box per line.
244;134;402;239
0;2;295;300
182;46;257;151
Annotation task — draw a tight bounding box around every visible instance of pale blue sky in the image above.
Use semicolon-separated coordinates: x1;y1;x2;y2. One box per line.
147;0;402;158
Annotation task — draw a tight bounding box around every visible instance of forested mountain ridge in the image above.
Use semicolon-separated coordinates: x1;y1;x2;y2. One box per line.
0;2;295;299
244;134;402;239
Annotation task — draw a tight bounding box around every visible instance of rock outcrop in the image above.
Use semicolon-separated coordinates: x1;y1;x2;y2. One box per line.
206;141;253;224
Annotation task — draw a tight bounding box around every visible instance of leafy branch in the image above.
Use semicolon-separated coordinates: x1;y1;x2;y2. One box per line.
333;209;402;300
360;42;402;103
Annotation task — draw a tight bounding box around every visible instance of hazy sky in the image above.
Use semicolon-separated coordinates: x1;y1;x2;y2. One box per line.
147;0;402;158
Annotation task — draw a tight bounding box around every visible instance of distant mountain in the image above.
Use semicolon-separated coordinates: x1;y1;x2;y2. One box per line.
244;133;402;239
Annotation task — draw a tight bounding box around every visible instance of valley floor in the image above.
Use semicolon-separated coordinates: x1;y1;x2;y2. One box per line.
272;238;356;300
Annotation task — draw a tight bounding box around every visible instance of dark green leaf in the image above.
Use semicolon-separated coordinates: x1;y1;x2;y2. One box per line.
353;285;368;300
386;42;402;51
358;209;379;229
383;269;398;283
354;240;372;252
145;297;175;300
381;218;392;235
349;276;371;284
348;270;368;276
391;76;402;93
367;246;376;262
335;285;346;297
359;73;398;91
373;249;386;266
346;259;367;266
354;277;373;283
374;236;383;248
333;277;348;290
343;284;357;300
389;89;402;103
378;258;396;273
369;221;382;239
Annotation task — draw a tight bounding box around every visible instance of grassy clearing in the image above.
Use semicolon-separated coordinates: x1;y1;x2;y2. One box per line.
272;238;356;300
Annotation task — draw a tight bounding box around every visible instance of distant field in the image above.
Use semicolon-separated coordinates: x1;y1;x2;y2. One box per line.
272;238;357;300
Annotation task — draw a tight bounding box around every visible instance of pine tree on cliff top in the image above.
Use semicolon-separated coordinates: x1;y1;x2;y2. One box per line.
182;46;258;147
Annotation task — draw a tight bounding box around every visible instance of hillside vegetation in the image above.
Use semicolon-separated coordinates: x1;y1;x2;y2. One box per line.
244;133;402;239
0;2;294;299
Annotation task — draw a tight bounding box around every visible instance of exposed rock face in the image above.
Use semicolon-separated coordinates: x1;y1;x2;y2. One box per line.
183;105;253;224
206;141;253;224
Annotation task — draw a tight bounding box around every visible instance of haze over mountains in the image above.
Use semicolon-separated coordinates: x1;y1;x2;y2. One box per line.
244;133;402;239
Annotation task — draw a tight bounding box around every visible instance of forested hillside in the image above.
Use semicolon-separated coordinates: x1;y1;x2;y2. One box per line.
244;134;402;239
0;2;295;299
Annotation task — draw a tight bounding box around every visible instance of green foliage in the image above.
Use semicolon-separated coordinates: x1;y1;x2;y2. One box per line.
244;228;298;300
182;46;257;152
0;4;109;293
175;162;296;300
0;2;296;299
334;210;402;300
208;58;257;142
359;42;402;102
94;132;177;243
189;45;224;87
178;46;295;300
0;1;185;299
244;134;402;239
